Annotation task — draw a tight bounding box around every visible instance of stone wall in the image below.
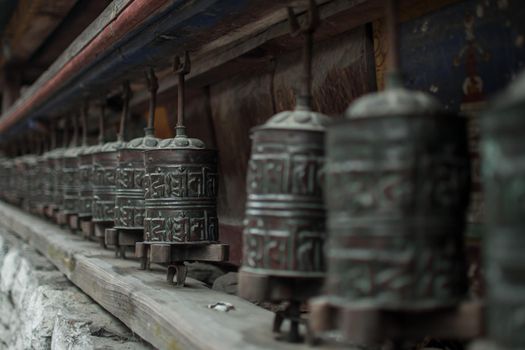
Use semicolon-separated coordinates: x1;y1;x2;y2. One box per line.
0;228;152;350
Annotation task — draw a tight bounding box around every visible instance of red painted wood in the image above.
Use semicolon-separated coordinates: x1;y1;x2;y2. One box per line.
0;0;170;133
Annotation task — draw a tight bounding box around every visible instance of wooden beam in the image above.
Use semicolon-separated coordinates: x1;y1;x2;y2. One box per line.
18;0;133;107
130;0;380;107
0;0;78;64
0;201;347;350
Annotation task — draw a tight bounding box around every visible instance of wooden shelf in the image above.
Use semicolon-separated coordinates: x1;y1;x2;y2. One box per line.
0;201;349;350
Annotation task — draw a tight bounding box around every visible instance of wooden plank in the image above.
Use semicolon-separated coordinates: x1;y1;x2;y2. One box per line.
0;201;346;350
1;0;78;63
16;0;133;107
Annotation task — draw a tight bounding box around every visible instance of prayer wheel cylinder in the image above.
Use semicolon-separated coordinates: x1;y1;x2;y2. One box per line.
77;145;100;218
92;141;125;224
143;137;218;243
482;72;525;349
324;86;470;311
61;147;83;215
115;136;160;232
240;104;329;296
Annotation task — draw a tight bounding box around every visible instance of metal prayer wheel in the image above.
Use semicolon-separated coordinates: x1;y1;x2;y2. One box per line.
310;1;473;346
322;89;470;311
50;118;70;219
239;2;327;343
17;143;37;210
33;134;48;214
77;104;105;235
60;113;82;228
136;53;227;286
47;146;66;218
481;71;525;350
106;69;161;257
64;104;92;232
92;83;130;245
77;146;98;218
43;148;57;214
26;154;39;211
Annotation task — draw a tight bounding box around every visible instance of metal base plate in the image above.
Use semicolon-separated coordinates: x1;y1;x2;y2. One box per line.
68;214;79;231
80;219;94;239
309;297;484;346
45;205;58;219
93;222;112;248
135;241;229;286
105;228;143;259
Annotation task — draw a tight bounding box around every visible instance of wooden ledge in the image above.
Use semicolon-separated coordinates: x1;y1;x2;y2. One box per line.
0;201;346;350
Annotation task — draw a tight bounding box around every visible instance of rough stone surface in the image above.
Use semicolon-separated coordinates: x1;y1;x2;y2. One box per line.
212;272;238;295
0;228;152;350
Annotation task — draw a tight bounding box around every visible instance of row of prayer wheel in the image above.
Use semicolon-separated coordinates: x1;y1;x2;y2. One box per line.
0;0;522;348
0;55;227;287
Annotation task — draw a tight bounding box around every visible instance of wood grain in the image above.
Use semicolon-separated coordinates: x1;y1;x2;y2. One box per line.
0;201;347;350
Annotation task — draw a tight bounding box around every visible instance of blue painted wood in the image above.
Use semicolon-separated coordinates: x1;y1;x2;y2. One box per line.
7;0;265;136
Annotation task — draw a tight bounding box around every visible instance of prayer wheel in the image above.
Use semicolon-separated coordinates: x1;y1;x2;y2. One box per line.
310;1;473;346
60;113;82;228
107;69;161;257
238;1;328;342
92;83;130;245
136;53;228;285
50;118;70;220
482;71;525;350
77;103;106;238
33;134;48;215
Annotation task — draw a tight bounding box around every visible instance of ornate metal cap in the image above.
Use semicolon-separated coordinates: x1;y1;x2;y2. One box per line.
259;101;330;132
489;70;525;111
124;134;162;150
97;140;127;153
46;147;66;159
64;145;85;158
158;134;205;150
79;143;103;155
346;86;443;119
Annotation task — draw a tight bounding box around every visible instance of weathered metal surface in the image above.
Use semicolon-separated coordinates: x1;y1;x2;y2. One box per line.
139;54;226;286
61;114;83;216
242;121;327;278
325;106;470;310
75;104;94;219
310;2;473;346
34;152;48;211
15;154;37;208
482;71;525;350
143;57;218;246
92;141;125;224
52;119;70;213
114;69;160;241
77;146;97;218
62;147;83;215
240;1;328;303
240;3;328;342
143;144;218;243
321;0;470;312
48;146;66;211
92;84;130;227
